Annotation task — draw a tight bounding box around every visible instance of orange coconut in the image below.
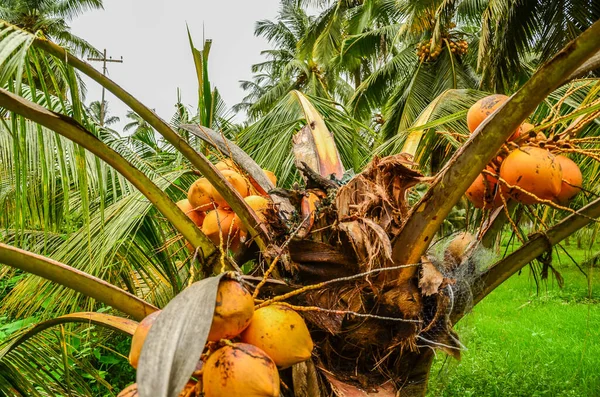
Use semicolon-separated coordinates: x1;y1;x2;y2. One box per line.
188;178;215;211
128;310;161;369
211;170;250;208
510;122;534;141
555;155;583;204
176;199;205;227
202;208;243;250
240;304;313;368
207;280;254;342
465;167;500;209
203;343;279;397
499;147;562;204
249;169;277;194
467;94;508;133
116;383;139;397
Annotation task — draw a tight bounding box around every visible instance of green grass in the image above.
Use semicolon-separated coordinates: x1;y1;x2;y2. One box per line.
428;243;600;396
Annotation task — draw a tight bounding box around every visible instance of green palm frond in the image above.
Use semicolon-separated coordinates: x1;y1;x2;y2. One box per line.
477;0;538;92
1;169;190;320
0;322;127;396
377;88;488;170
0;20;35;91
1;1;102;57
537;1;600;66
349;44;417;119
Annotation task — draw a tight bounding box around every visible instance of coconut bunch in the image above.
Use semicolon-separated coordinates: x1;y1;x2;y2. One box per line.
123;278;314;397
415;38;468;62
464;94;584;209
179;159;277;253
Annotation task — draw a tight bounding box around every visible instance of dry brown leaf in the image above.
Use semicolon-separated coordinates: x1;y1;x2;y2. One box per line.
359;218;393;262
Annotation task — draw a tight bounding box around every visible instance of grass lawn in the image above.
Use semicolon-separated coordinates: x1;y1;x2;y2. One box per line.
428;242;600;396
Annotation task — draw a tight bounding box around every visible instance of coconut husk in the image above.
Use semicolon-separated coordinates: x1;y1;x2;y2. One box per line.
302;284;365;335
288;239;358;282
256;154;468;394
293;360;326;397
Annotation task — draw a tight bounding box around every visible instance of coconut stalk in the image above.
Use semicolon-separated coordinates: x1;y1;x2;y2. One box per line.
472;195;600;311
0;244;157;320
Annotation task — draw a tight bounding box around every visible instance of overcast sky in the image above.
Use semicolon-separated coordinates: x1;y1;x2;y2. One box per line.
70;0;283;131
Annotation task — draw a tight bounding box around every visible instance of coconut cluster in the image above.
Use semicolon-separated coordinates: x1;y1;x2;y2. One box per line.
125;279;314;397
464;94;583;208
416;38;468;62
180;159;276;253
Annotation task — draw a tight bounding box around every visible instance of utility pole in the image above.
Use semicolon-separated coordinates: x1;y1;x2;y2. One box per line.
88;49;123;126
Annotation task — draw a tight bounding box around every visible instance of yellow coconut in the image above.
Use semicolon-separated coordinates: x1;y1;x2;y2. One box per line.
117;381;198;397
202;208;244;251
555;155;583;204
128;310;161;369
117;383;138;397
188;178;215;211
203;343;280;397
249;169;277;194
243;195;270;224
208;280;255;342
499;147;562;204
240;304;313;368
263;170;277;186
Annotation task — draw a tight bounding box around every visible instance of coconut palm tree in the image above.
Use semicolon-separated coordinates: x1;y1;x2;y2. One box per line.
1;13;600;397
0;0;103;56
244;0;600;142
235;0;354;119
88;100;120;126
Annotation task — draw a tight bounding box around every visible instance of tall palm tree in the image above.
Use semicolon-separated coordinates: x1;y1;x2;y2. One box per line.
0;0;103;56
235;0;353;119
244;0;600;140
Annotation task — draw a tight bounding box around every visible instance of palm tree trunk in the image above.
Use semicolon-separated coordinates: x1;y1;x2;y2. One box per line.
397;351;436;397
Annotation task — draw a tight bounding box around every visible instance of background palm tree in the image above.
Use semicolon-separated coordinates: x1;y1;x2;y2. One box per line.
240;0;600;144
235;0;354;119
0;0;103;56
88;100;120;127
